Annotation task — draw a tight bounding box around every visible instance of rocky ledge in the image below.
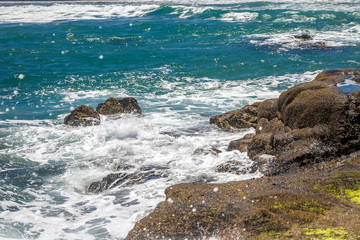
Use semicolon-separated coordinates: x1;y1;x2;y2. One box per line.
212;68;360;176
126;68;360;240
127;156;360;239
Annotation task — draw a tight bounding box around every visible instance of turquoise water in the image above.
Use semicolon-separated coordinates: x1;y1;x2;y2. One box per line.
0;1;359;239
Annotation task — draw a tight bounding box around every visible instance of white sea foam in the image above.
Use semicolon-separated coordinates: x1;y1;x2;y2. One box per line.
0;4;160;24
249;29;358;50
0;70;319;239
1;0;359;24
274;14;316;23
219;12;259;22
171;5;213;18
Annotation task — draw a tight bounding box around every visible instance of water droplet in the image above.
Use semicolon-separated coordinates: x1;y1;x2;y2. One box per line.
213;187;218;192
5;108;9;112
13;90;18;95
99;55;104;59
18;74;25;79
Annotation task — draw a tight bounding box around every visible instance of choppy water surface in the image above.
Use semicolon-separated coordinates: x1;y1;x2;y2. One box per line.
0;0;359;239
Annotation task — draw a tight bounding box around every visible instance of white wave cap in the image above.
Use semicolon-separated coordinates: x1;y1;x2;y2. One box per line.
0;4;160;24
219;12;259;22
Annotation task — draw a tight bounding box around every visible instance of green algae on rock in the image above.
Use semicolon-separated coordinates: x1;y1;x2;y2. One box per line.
126;158;360;239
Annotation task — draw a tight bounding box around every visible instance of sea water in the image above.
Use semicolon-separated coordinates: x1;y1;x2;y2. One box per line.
0;0;359;239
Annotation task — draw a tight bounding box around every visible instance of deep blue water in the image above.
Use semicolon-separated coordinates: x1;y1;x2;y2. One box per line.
0;1;359;239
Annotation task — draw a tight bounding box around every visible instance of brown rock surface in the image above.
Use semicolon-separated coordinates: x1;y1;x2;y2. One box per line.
210;103;260;130
64;105;100;127
126;156;360;240
212;68;360;175
96;97;142;115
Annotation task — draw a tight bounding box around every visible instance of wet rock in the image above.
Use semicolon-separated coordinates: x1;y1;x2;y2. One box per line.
252;35;331;50
314;68;360;85
96;97;141;116
88;172;129;194
64;105;100;127
294;34;313;40
87;165;168;193
216;160;247;175
193;147;222;156
126;155;360;240
228;133;255;152
210;103;260;130
216;68;360;175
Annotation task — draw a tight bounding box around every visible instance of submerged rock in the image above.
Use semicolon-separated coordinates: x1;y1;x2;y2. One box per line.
64;105;100;127
87;165;168;194
294;34;313;41
212;68;360;175
96;97;141;116
126;155;360;239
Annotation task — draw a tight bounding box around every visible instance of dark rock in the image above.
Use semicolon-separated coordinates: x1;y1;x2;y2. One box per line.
228;133;255;152
87;165;168;193
96;97;141;116
64;105;100;127
193;147;222;156
210;103;260;130
257;99;278;120
216;160;247;175
88;172;130;194
126;156;360;239
294;34;313;40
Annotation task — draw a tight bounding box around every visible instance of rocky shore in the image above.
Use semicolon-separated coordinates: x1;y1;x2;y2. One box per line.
125;68;360;239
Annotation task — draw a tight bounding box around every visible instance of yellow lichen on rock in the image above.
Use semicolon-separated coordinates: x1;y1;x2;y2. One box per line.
303;227;349;240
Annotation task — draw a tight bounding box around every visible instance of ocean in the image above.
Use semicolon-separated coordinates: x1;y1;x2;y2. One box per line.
0;0;359;239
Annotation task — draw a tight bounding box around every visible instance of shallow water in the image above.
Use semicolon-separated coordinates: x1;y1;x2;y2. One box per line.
0;0;359;239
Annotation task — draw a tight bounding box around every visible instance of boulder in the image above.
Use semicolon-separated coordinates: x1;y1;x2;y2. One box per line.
210;103;260;130
214;68;360;175
64;105;100;127
279;85;348;129
257;99;278;120
96;97;141;116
